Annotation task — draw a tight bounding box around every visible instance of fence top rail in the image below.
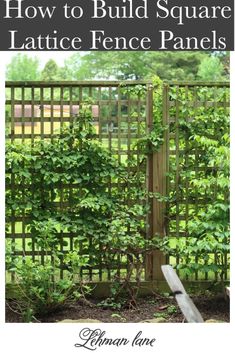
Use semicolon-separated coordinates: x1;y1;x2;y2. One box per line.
5;80;230;88
166;81;230;87
5;80;152;88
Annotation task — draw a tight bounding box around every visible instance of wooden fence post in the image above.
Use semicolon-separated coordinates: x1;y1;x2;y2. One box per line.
146;84;168;281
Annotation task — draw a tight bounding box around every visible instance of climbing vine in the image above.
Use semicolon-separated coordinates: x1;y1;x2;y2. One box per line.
156;85;230;285
6;98;161;317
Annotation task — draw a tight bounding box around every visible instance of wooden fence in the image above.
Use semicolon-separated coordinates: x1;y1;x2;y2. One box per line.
165;82;230;281
6;81;153;283
5;81;230;286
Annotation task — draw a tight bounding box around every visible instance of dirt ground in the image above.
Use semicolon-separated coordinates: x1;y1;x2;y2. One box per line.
6;293;230;323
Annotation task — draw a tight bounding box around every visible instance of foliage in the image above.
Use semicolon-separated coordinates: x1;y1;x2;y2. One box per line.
197;56;224;81
153;305;177;320
6;52;229;82
8;257;89;322
153;312;168;319
6;53;40;81
62;52;215;81
6;217;90;321
40;59;62;81
63;52;208;81
64;52;152;80
167;305;178;315
6;97;161;310
6;101;123;318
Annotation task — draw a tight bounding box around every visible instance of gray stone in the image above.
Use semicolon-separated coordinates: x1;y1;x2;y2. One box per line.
58;319;102;323
205;319;227;323
140;318;167;323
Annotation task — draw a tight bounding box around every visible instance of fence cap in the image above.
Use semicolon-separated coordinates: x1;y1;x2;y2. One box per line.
5;80;152;88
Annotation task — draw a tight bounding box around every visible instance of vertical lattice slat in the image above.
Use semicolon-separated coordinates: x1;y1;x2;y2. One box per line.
10;86;15;282
31;86;35;145
175;85;180;272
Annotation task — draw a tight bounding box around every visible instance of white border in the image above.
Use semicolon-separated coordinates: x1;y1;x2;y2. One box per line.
229;50;234;325
0;52;233;353
0;52;7;324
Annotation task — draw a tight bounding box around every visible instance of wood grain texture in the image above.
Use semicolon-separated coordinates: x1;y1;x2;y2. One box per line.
162;265;204;323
